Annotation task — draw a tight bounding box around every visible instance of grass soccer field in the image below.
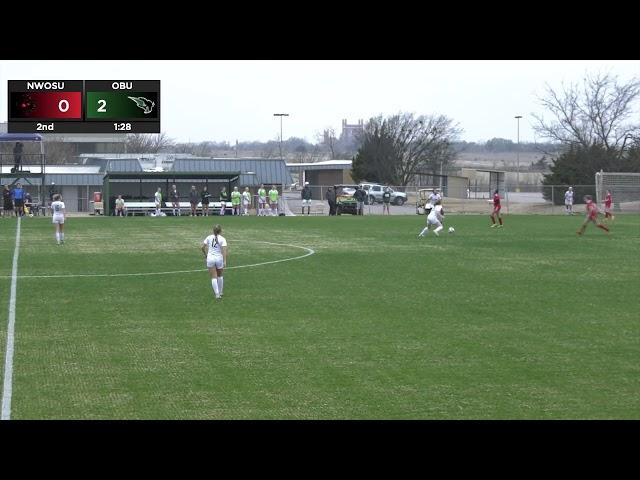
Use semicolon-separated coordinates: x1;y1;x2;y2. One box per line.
1;214;639;419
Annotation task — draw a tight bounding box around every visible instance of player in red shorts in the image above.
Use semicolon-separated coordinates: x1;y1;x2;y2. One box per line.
603;190;615;222
489;189;503;228
577;195;609;236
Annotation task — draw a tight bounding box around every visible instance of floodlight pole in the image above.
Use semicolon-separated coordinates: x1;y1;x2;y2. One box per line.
515;115;522;192
274;113;289;160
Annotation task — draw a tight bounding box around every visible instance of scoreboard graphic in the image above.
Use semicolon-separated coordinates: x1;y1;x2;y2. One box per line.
8;80;160;133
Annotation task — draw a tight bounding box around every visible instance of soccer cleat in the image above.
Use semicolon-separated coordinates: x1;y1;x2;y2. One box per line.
576;230;583;236
490;224;497;228
497;225;503;228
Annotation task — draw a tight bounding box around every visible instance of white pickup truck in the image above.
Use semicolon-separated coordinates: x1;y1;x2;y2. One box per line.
360;183;407;206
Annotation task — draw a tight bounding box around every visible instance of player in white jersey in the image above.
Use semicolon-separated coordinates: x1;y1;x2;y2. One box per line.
154;187;162;216
201;224;228;299
425;189;441;216
242;187;251;215
418;200;444;237
51;194;66;245
564;187;574;215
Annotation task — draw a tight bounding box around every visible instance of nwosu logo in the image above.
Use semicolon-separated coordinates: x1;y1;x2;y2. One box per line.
26;81;65;90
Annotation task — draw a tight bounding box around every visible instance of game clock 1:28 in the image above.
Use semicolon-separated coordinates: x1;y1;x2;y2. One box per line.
113;122;132;131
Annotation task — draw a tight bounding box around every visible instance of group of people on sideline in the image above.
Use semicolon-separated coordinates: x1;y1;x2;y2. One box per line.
113;184;282;217
2;183;33;217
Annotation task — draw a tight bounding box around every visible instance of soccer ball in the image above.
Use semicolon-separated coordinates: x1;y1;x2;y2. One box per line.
448;227;455;234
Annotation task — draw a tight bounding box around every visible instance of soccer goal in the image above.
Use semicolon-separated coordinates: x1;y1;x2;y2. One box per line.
595;171;640;213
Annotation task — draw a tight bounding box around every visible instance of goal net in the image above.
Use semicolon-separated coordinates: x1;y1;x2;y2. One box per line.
595;171;640;213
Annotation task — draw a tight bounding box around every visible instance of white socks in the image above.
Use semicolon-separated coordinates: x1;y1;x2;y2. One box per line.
211;278;223;297
56;232;60;243
419;227;429;236
434;225;443;235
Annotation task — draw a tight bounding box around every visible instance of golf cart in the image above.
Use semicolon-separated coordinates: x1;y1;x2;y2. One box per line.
334;184;359;215
416;188;438;215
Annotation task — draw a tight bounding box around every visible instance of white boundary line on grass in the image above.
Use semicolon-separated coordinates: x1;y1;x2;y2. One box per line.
1;217;21;420
1;241;315;280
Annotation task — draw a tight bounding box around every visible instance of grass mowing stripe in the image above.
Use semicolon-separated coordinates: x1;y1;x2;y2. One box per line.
1;217;21;420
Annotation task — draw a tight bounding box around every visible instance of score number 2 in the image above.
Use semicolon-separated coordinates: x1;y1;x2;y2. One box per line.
97;100;107;112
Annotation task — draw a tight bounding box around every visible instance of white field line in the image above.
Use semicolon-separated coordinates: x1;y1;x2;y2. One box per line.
0;242;315;280
1;217;21;420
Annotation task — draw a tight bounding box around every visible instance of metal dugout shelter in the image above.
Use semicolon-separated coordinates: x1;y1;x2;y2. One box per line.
103;171;241;215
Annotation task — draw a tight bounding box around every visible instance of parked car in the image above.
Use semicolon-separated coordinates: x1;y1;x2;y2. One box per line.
334;184;359;215
360;183;407;206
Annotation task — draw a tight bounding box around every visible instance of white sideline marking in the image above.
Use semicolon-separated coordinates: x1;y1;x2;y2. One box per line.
1;242;315;280
2;217;21;420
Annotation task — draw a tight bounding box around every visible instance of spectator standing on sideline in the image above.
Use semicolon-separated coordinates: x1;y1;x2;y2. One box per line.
201;186;211;216
189;185;199;216
231;186;241;216
219;186;228;216
170;184;181;216
12;182;26;217
564;187;574;215
2;185;13;217
301;181;312;215
13;142;23;173
268;185;279;216
115;195;126;217
326;187;336;216
382;187;391;215
242;187;251;216
353;185;366;215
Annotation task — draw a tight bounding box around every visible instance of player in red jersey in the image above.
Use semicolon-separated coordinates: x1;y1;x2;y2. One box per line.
577;195;609;236
489;189;503;228
603;190;615;222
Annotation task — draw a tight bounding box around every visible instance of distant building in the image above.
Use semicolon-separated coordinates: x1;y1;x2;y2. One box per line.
340;119;364;144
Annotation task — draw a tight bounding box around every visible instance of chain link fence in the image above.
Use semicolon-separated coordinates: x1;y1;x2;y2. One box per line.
282;184;640;215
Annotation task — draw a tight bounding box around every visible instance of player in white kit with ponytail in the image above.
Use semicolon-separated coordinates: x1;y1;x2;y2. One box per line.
51;193;66;245
201;224;228;299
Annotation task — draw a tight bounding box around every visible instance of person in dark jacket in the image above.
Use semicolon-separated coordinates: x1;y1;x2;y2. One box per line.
353;185;366;215
189;185;199;216
325;187;336;216
13;142;23;173
2;185;13;217
201;186;211;216
301;181;312;215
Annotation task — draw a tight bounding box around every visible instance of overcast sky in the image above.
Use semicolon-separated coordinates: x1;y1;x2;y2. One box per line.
1;60;639;144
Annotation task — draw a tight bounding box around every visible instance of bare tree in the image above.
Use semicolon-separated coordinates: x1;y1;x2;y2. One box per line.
352;112;462;186
125;133;174;153
533;73;640;159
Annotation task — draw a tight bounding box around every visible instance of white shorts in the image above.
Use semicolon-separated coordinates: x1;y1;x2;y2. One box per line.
302;199;311;206
565;202;573;206
427;217;441;227
206;256;224;269
52;215;64;224
243;200;250;206
155;202;161;208
259;198;266;205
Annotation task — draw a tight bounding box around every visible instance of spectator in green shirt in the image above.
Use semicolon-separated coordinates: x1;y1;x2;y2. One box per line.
268;185;279;216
